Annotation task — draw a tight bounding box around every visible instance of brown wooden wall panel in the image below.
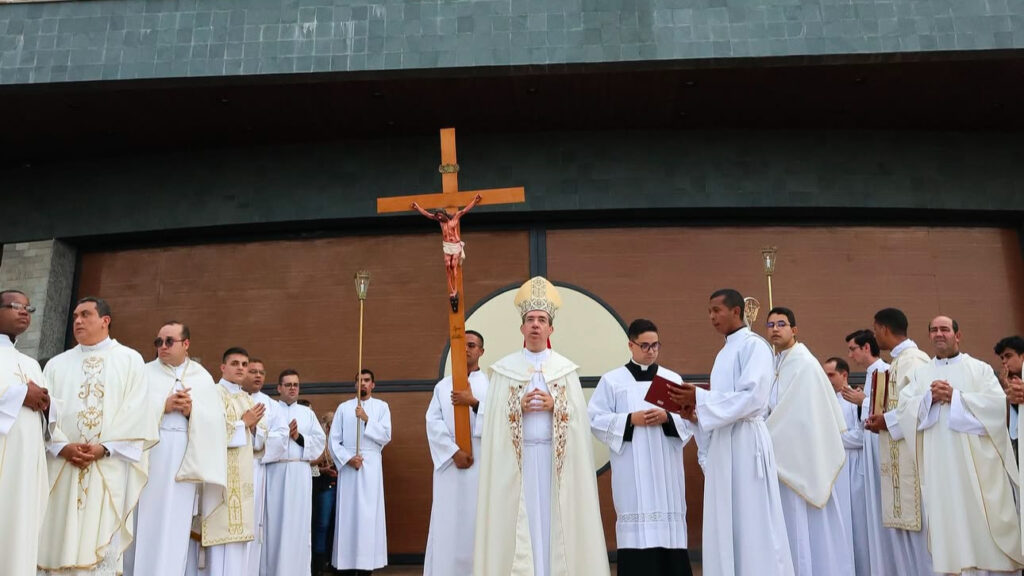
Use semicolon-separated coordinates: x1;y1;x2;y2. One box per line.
548;225;1024;551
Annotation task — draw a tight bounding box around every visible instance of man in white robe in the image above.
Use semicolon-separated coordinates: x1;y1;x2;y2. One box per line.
764;307;852;576
994;336;1023;458
424;330;488;576
863;309;936;576
330;368;392;574
898;316;1024;575
0;289;55;576
127;321;227;576
589;318;694;576
474;276;609;576
262;369;326;576
824;356;870;576
199;347;266;576
39;297;159;576
668;289;793;576
244;358;281;576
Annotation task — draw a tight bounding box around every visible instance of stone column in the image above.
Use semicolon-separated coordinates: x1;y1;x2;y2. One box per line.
0;240;76;362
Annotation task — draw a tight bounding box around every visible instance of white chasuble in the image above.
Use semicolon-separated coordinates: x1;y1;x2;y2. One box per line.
474;349;610;576
129;359;227;576
834;392;869;576
767;343;852;576
199;380;257;576
39;339;158;575
898;354;1024;574
329;396;391;571
424;370;488;576
693;327;793;576
588;363;693;550
0;335;55;576
262;401;326;576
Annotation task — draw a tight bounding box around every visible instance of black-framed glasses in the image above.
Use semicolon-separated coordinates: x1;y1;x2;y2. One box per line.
1;302;36;314
630;341;661;352
154;337;185;348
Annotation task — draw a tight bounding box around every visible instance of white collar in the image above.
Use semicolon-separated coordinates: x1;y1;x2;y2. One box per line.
218;378;243;393
80;337;114;353
0;334;13;348
725;326;749;344
523;348;550;364
867;357;888;372
935;353;964;366
629;359;653;371
890;338;917;359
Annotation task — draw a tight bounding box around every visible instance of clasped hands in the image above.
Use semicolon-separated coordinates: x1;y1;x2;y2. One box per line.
58;443;106;470
1005;374;1024;405
631;409;669;427
23;380;50;413
521;389;553;412
164;387;192;417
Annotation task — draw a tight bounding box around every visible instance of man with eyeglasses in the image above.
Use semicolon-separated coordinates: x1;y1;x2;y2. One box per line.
126;321;227;576
588;318;695;576
38;297;159;575
424;330;488;576
0;289;53;576
763;307;851;576
244;357;285;576
262;369;325;576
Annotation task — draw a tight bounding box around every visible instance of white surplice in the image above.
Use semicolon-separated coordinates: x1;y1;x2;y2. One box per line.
693;327;793;576
588;362;693;550
834;391;869;576
262;400;326;576
127;358;227;576
0;334;55;576
329;396;391;571
248;390;282;576
862;342;935;576
424;371;488;576
767;343;852;576
898;353;1023;575
39;338;158;576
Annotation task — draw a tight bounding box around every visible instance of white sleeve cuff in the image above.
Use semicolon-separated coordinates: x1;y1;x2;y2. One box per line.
103;440;143;463
948;390;987;436
916;391;940;431
48;441;69;457
0;383;28;435
884;409;904;440
228;421;248;447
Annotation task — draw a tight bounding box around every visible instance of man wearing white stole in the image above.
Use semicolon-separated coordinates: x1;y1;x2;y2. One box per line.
39;297;158;576
0;289;56;576
127;321;227;576
863;308;936;576
588;318;694;576
896;316;1024;575
424;330;488;576
474;276;609;576
764;307;852;576
243;358;282;576
199;347;266;576
262;368;326;576
667;289;793;576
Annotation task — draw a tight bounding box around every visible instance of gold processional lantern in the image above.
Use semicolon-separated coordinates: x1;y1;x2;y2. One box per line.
761;245;778;310
353;270;371;455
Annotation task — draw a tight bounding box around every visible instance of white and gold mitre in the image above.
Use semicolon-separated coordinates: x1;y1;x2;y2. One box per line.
514;276;562;319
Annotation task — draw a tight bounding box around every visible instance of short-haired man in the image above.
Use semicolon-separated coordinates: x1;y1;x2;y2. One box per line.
243;357;283;576
995;336;1024;457
764;307;851;576
474;277;609;576
589;318;695;576
39;297;158;575
824;357;870;576
424;330;489;576
862;308;934;575
330;368;392;575
897;317;1024;573
128;322;227;576
0;289;53;575
262;369;326;576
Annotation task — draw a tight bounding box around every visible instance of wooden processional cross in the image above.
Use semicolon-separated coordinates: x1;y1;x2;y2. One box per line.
377;128;525;455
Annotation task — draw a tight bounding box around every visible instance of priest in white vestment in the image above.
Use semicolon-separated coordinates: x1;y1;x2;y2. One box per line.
244;358;282;576
588;318;694;576
39;297;159;576
424;330;488;576
474;276;610;576
127;322;228;576
0;290;57;576
764;308;852;576
199;347;266;576
262;369;326;576
668;289;793;576
330;369;392;573
897;316;1024;575
863;309;936;576
825;356;870;576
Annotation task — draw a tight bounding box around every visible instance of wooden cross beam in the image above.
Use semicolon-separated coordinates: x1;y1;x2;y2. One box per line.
377;128;525;455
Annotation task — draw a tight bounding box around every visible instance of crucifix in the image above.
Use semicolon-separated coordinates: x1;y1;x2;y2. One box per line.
377;128;525;455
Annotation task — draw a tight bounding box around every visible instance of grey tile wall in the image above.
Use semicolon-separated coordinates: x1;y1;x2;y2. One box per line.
0;0;1021;85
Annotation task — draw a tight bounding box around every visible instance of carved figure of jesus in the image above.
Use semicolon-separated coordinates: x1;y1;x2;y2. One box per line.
412;194;482;308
